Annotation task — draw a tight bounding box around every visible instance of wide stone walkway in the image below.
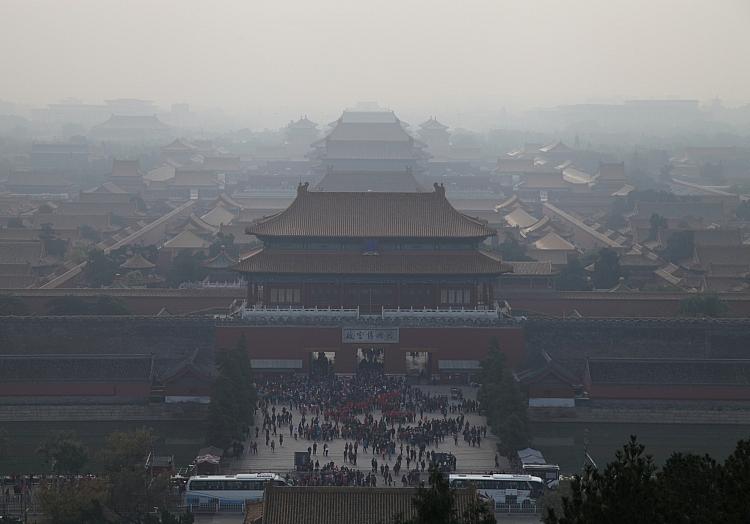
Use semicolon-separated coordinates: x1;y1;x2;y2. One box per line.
225;385;509;478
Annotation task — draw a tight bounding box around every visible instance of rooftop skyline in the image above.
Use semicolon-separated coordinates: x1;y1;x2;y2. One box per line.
1;0;749;129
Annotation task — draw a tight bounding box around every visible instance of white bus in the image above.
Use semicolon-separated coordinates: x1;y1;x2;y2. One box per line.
522;463;560;489
185;473;288;508
449;473;544;509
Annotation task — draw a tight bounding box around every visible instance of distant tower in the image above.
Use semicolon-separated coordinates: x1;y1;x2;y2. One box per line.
285;116;319;160
418;117;451;158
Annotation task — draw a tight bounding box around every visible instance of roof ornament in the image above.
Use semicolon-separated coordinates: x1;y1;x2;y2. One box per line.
433;182;445;197
297;181;310;195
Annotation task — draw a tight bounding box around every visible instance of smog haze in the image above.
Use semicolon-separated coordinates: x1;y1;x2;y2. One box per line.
2;0;749;127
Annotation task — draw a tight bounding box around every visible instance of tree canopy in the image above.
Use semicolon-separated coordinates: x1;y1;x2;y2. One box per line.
84;249;122;287
39;223;68;257
495;236;532;261
557;258;591;291
206;336;256;450
166;251;207;287
37;431;88;475
662;230;694;263
478;338;530;455
0;294;29;315
591;248;621;289
208;232;239;259
678;294;729;318
545;435;750;524
395;467;495;524
38;428;194;524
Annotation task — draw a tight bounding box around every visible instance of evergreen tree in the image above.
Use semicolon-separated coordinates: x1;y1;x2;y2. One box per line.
0;294;28;315
546;436;750;524
37;431;88;475
207;336;256;449
478;338;530;455
678;294;729;318
395;467;495;524
545;436;659;524
662;230;694;263
556;259;591;291
591;248;621;289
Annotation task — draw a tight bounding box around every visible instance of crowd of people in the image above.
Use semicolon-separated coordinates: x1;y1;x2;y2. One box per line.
249;370;486;486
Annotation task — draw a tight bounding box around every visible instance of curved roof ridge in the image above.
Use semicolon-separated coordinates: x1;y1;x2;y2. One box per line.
246;185;495;239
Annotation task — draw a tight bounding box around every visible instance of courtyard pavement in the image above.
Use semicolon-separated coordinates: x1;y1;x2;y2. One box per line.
225;385;510;477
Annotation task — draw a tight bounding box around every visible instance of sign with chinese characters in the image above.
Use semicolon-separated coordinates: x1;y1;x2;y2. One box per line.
342;328;399;344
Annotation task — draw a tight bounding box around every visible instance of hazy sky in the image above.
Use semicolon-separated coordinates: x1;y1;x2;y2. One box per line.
1;0;749;126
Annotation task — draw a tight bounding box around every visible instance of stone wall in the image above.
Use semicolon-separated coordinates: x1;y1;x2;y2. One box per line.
0;317;216;375
524;318;750;378
2;316;749;387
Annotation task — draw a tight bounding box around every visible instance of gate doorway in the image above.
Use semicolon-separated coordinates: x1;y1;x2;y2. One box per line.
356;346;384;375
310;351;335;377
405;351;430;383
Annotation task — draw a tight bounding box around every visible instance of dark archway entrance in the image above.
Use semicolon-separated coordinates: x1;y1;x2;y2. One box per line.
310;351;335;376
355;346;385;374
405;351;430;383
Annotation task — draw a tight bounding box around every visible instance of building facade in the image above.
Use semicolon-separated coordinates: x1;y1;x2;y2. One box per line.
228;181;520;377
235;183;508;314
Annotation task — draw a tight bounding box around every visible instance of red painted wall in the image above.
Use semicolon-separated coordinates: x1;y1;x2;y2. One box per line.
0;382;151;397
216;325;525;374
589;384;750;401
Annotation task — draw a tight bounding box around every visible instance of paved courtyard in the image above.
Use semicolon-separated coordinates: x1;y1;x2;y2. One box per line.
225;385;509;478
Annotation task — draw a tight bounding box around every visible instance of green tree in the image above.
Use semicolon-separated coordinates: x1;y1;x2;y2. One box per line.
545;436;659;524
662;230;694;263
84;249;120;287
100;428;172;522
167;251;207;287
80;224;101;242
207;336;256;449
47;295;92;315
718;439;750;521
0;427;8;461
678;294;729;318
556;259;591;291
37;478;109;524
37;431;88;474
495;236;532;261
209;232;239;259
0;294;28;315
395;467;495;524
478;339;530;455
648;213;667;241
656;452;721;523
591;248;621;289
39;223;68;257
95;295;130;315
546;436;750;524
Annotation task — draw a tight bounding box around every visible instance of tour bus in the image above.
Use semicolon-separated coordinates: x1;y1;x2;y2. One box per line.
449;474;544;509
521;463;560;489
185;473;288;508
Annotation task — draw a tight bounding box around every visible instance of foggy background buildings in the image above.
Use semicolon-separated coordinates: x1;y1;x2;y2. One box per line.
1;0;750;131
